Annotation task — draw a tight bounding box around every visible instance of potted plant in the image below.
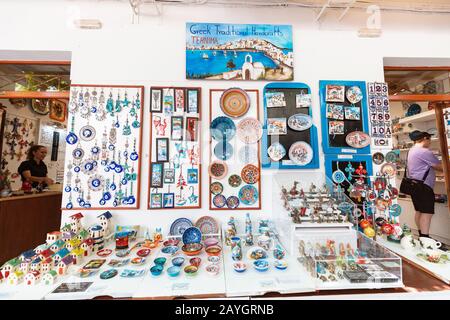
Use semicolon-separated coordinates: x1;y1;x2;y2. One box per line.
0;169;12;197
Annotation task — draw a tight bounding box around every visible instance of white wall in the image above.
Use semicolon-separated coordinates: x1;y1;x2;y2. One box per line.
1;0;450;235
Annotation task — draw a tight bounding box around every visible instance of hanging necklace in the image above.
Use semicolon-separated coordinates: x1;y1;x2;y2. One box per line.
68;88;79;114
66;192;73;209
91;141;100;161
106;91;114;116
64;162;73;193
130;138;138;161
80;89;91;119
90;88;98;113
115;92;122;113
123;91;130;107
123;116;131;136
101;127;108;165
72;142;85;166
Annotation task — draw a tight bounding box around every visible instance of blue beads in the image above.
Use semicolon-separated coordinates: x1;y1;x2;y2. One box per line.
66;132;78;145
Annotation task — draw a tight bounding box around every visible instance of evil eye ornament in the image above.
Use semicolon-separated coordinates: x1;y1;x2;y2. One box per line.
132;120;140;129
332;171;345;184
99;199;106;206
108;144;115;151
72;148;84;160
130;152;138;161
88;175;105;192
66;132;78;145
74;166;81;173
91;146;100;155
113;200;118;207
79;200;86;206
114;165;123;174
74;187;80;192
66;202;73;209
64;186;71;192
121;178;128;185
84;202;92;208
104;167;110;173
91;106;97;113
109;161;117;169
81;160;96;175
110;183;117;191
101;160;108;166
389;204;402;217
103;192;112;201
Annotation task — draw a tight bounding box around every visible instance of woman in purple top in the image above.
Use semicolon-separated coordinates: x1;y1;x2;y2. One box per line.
407;131;443;238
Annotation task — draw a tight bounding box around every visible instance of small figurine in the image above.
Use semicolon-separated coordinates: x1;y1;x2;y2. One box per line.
244;213;253;246
289;181;300;197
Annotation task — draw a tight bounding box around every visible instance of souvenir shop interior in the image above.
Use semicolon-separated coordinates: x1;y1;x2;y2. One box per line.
0;0;450;300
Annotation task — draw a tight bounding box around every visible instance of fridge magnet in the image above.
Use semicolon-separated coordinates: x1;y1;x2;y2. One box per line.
220;88;251;118
156;138;169;162
186;117;199;142
151;89;162;112
326;104;344;120
163;88;175;115
171;116;184;141
287;114;313;131
175;89;185;113
288;141;313;165
49;100;66;122
82;259;106;270
163;193;175;208
150;163;164;188
267;118;287;135
329;121;345;135
296;93;311;108
51;282;93;294
150;193;163;208
187;89;199;113
237;117;263;144
187;168;199;184
345;131;371;149
266;92;286;108
267;142;286;162
326;85;345;102
164;168;175;184
344;106;361;120
346;86;363;104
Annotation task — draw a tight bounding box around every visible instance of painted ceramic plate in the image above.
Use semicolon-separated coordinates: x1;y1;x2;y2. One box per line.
238;185;259;206
208;161;228;180
346;86;363;104
332;170;346;184
31;98;50;115
241;164;260;184
182;226;202;244
406;103;421;116
210;182;224;195
237;117;263;144
228;174;242;188
213;194;227;208
385;151;398;163
210;116;236;141
288;141;313;165
238;145;258;164
389;204;402;217
97;249;112;257
136;249;151;257
220;88;250;118
100;269;118;280
267;142;286;162
338;201;353;212
195;216;219;235
287;114;313;131
345;131;370;149
214;141;233;161
169;217;194;236
131;257;146;265
372;152;385;165
380;163;396;178
226;196;240;209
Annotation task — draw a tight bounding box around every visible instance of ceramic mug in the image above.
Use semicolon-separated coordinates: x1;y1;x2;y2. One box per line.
419;237;442;250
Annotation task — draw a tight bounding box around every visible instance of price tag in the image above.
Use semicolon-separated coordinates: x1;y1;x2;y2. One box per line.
172;283;190;291
341;148;357;154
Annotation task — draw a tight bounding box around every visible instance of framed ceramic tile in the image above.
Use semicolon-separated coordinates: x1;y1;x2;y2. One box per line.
344;106;361;120
267;118;287;135
170;116;184;141
163;88;174;115
151;88;162;113
329;121;345;135
325;85;345;102
265;92;286;108
326;104;344;120
185;117;199;142
296;93;311;108
175;89;185;113
162;193;175;208
156;138;169;162
187;168;198;184
163;168;175;184
150;162;163;188
187;89;199;113
150;193;163;208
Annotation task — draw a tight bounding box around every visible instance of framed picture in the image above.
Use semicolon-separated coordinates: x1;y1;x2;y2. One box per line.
326;104;344;120
266;92;286;108
156;138;169;162
344;106;361;120
296;93;311;108
150;193;163;208
163;193;175;208
151;89;162;113
185;117;199;142
326;85;345;102
49;100;66;122
171;116;184;141
187;89;199;113
150;162;163;188
267;118;287;135
187;168;198;184
163;88;175;115
329;121;345;135
175;89;185;113
164;168;175;184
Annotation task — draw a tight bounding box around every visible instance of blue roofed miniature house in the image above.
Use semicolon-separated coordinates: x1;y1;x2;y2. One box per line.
53;248;70;263
20;249;36;262
50;240;65;252
97;211;112;233
30;258;42;271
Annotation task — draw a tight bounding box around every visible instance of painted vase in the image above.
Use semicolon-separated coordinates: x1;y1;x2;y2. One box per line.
231;237;242;261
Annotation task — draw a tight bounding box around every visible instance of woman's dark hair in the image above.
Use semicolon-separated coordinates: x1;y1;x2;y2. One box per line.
27;145;47;160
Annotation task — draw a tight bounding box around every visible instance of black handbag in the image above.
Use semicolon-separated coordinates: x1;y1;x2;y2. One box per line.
399;151;430;196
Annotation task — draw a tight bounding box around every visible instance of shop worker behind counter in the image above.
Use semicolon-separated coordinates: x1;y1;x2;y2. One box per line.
18;145;54;189
407;130;443;239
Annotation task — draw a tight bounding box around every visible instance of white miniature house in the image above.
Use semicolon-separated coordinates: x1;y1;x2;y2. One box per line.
24;271;41;286
46;231;62;245
42;270;57;285
8;271;24;285
69;212;84;233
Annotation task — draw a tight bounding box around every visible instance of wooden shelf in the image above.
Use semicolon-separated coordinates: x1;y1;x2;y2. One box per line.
398;110;436;124
0;91;69;99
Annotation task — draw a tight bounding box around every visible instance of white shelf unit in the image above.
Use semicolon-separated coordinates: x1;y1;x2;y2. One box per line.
398;110;436;125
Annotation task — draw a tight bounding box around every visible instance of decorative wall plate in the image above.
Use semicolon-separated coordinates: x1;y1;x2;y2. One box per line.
182;227;202;244
372;152;385;165
208;161;228;180
210;116;236;141
332;170;346;184
31;98;50;115
380;163;396;178
406;103;421;116
288;141;313;165
220;88;250;118
238;185;259;206
170;218;194;236
267;142;286;162
237;117;263;144
241;164;260;184
214;141;233;161
385;151;398;163
345;131;370;149
213;194;227;208
389;204;402;217
80;125;96;141
287;114;313;131
210;182;224;195
346;86;363;104
195;216;219;235
226;196;240;209
238;145;258;164
228;174;242;188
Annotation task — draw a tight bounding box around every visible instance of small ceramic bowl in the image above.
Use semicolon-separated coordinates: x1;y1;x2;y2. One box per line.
274;260;288;270
253;259;269;272
131;257;146;265
137;249;151;257
182;243;203;256
189;257;202;267
150;265;163;276
167;266;181;277
172;257;185;267
184;265;198;277
154;257;167;266
233;262;247;273
208;256;220;264
163;239;180;247
204;237;219;248
205;263;220;276
161;246;179;256
205;245;222;257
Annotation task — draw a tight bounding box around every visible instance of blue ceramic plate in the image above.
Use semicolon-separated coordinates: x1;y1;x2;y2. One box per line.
182;226;202;245
214;141;233;161
210;116;236;141
161;246;179;255
407;103;421;116
274;260;288;270
238;185;259;206
287;114;313;131
170;218;194;236
167;266;181;277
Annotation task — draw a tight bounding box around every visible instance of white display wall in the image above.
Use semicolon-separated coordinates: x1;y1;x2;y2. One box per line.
1;0;450;234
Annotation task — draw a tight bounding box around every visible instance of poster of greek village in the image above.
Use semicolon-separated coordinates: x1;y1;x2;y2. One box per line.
186;23;294;81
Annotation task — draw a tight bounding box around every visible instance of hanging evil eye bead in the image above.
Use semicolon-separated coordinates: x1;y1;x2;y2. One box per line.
91;106;97;113
111;183;117;191
92;160;98;166
99;199;106;206
121;178;128;185
103;192;112;201
115;165;123;174
84;202;91;208
109;161;117;169
64;186;71;192
115;121;120;128
66;202;73;209
74;166;81;173
127;196;136;205
109;144;115;151
113;200;118;207
130;152;138;161
79;199;85;206
123;151;128;157
104;167;110;172
101;160;108;166
66;132;78;145
74;187;80;192
132;119;140;129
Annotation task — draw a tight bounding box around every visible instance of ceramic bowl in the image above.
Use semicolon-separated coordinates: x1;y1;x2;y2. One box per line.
172;257;185;267
154;257;167;266
204;237;219;247
150;265;163;276
205;263;220;276
205;245;222;257
131;257;146;265
163;239;180;247
167;266;181;277
137;249;151;257
253;259;269;272
161;246;179;256
182;243;203;256
208;256;220;264
184;265;198;277
189;257;202;267
233;262;247;273
274;260;288;270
